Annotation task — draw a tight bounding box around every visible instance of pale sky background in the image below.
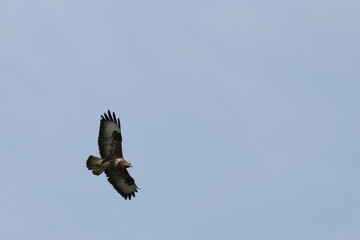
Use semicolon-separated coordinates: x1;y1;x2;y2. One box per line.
1;1;360;240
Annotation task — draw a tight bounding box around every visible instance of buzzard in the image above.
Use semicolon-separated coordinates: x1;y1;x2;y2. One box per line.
86;110;139;200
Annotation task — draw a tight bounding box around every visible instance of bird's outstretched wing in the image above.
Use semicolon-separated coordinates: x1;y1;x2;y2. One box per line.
105;167;139;200
98;110;123;158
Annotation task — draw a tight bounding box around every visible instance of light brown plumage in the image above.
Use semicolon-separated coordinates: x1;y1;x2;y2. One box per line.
86;110;139;200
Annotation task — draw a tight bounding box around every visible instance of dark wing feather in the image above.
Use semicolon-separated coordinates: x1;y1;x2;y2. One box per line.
98;111;123;158
105;167;138;200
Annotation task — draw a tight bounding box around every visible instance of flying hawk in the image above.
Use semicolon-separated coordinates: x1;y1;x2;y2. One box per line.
86;110;139;200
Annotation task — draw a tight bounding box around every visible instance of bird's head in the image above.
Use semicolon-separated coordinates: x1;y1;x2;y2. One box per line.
118;159;133;169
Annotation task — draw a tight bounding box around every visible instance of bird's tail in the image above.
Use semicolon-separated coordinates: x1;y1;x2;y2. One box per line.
86;155;108;176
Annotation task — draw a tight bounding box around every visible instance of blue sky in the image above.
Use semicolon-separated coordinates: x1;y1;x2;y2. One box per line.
1;1;359;239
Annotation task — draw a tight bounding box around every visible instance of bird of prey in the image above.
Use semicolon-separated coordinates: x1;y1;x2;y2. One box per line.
86;110;139;200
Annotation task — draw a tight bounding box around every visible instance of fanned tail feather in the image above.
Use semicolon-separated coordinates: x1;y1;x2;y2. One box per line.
86;155;108;176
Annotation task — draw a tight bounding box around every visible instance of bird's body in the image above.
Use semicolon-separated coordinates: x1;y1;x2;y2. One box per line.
86;111;138;200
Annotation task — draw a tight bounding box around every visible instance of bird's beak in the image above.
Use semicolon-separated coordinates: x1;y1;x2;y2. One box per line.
129;163;133;167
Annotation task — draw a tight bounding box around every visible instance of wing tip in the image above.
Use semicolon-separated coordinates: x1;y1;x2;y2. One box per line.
100;110;121;128
123;192;136;200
